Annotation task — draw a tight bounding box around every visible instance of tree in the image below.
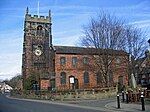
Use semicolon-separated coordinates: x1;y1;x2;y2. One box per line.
125;26;147;79
23;69;40;90
24;75;37;90
8;74;22;88
23;67;49;90
81;11;147;87
2;74;22;89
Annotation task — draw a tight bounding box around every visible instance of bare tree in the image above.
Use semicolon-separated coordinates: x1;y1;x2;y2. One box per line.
82;12;126;50
125;26;147;76
81;11;147;87
81;12;127;87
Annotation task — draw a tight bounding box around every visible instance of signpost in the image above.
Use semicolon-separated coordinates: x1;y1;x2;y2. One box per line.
69;75;75;90
70;76;75;84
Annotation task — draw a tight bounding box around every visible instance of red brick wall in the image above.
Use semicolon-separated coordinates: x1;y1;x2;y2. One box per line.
40;80;49;90
54;54;128;90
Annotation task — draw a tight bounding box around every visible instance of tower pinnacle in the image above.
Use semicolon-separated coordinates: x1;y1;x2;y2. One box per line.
49;10;51;18
26;7;29;15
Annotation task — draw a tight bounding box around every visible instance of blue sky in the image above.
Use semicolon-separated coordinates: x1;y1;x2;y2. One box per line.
0;0;150;80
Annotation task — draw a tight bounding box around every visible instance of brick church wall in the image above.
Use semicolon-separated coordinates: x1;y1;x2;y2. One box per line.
40;80;50;90
54;53;128;90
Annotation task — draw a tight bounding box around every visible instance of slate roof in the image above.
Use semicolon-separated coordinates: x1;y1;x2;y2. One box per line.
54;46;128;56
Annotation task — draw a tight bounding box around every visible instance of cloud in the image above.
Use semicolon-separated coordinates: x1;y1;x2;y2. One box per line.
0;72;20;81
0;28;23;50
129;20;150;29
0;32;22;80
130;20;150;24
0;8;25;11
0;53;22;80
0;53;22;69
134;1;150;9
53;31;68;35
39;5;98;17
53;34;81;46
41;5;99;11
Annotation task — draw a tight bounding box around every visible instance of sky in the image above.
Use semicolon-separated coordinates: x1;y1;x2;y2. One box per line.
0;0;150;81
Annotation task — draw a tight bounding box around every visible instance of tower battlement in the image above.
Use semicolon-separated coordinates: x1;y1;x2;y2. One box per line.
25;7;51;23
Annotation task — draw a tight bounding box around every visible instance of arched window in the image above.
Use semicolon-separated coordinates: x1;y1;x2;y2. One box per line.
37;25;43;36
84;72;89;84
97;71;101;83
109;71;113;83
60;72;66;85
118;76;124;85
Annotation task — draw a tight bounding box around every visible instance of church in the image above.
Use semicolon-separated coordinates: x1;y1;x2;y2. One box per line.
22;8;128;90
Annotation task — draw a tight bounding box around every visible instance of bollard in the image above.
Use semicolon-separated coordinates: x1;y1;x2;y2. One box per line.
137;93;140;102
141;94;145;111
141;92;144;96
117;94;120;109
122;91;125;102
139;89;141;93
140;92;144;101
126;92;129;103
141;92;143;94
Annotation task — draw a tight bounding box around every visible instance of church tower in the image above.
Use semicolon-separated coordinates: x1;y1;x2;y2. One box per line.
22;7;52;90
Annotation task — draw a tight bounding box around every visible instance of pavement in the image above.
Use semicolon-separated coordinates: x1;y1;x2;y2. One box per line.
62;98;150;112
8;94;150;112
105;101;150;112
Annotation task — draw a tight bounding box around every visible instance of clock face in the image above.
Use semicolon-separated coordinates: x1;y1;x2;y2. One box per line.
33;45;43;56
35;49;42;56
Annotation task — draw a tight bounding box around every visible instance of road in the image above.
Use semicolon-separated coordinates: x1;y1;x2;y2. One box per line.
0;94;112;112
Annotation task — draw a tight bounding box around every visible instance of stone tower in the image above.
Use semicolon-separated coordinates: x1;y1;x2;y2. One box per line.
22;7;52;90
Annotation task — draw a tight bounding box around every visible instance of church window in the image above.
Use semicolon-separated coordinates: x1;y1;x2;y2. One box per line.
60;72;66;85
97;71;102;83
60;57;66;64
72;57;77;65
84;72;89;84
109;71;113;83
118;75;124;85
37;25;43;36
83;57;88;64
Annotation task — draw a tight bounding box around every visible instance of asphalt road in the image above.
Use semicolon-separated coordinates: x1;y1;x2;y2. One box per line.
0;94;109;112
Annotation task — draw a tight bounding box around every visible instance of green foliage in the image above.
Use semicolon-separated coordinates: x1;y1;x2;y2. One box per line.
24;75;37;90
